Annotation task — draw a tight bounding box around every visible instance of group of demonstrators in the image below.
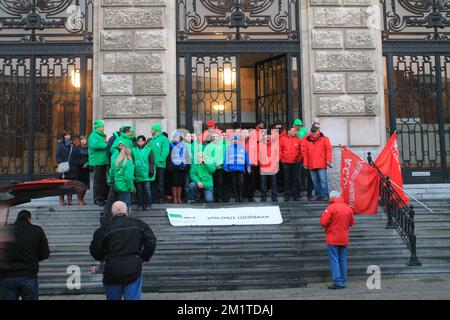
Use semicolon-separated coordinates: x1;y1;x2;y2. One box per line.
0;117;351;300
78;118;333;210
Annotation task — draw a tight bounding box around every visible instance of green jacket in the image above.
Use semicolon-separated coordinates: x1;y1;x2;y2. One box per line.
112;159;135;193
203;141;225;169
108;150;120;185
132;145;156;182
149;132;170;168
185;141;203;165
190;163;216;191
111;133;134;153
298;127;309;139
88;130;109;166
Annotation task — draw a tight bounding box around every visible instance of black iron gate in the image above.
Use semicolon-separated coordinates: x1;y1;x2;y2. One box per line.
178;51;301;131
382;0;450;183
176;0;301;131
256;55;288;128
0;1;93;183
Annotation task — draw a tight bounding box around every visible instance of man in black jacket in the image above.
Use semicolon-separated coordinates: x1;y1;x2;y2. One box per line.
90;201;156;300
0;210;50;300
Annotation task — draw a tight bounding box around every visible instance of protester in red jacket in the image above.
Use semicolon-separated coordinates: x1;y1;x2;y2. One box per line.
201;120;222;144
258;132;279;202
279;127;302;201
303;125;332;201
320;191;354;290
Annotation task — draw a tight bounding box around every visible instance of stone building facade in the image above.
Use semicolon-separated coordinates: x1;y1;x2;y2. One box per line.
95;0;386;189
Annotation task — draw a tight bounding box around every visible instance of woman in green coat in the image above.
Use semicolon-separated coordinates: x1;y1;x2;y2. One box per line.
132;136;156;211
111;147;135;210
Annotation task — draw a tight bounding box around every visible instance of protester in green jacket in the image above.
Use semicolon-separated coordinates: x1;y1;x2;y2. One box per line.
188;153;216;203
294;119;309;139
203;132;226;202
88;120;109;206
149;123;170;204
182;132;202;202
111;147;135;210
132;135;156;211
108;127;135;185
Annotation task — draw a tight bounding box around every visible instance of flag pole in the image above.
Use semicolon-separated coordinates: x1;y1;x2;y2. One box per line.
389;179;434;214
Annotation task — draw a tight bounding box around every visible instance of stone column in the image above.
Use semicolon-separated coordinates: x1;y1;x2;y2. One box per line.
301;0;386;190
94;0;176;138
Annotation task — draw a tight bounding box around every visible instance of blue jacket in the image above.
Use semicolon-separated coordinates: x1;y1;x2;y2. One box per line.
223;142;250;173
169;141;189;170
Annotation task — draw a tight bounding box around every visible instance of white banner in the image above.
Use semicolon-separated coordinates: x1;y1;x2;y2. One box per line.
167;206;283;227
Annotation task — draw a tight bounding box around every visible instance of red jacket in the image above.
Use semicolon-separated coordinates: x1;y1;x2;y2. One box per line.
280;135;302;164
258;141;279;175
320;198;355;246
303;132;332;169
201;128;223;143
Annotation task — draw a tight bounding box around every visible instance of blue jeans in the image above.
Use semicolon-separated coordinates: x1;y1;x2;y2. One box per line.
0;277;39;300
310;169;329;199
115;191;131;211
327;245;348;287
104;275;143;300
189;182;214;203
136;181;152;208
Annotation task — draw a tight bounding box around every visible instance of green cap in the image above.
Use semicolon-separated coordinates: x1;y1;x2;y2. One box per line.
94;120;105;129
294;119;302;126
152;123;162;132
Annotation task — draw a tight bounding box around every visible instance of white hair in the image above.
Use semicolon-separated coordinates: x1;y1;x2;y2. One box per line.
111;201;128;217
329;190;341;200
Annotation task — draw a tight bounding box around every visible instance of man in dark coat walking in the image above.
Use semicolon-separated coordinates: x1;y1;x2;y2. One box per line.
0;210;50;300
90;201;157;300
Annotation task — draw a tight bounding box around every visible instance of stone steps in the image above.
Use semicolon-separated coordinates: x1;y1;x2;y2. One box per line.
7;198;450;294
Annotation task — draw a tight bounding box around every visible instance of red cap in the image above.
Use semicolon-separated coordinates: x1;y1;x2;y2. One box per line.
207;120;215;127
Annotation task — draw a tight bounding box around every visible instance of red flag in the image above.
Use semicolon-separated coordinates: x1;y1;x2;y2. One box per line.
374;132;409;205
340;147;380;214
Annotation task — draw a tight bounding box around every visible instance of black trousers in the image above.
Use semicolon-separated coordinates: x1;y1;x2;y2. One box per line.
93;165;108;202
260;174;277;200
228;171;245;202
153;167;165;203
304;168;313;198
282;162;300;199
213;168;224;201
244;165;259;200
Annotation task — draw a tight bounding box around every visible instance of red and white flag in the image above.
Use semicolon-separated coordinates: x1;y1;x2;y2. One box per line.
340;146;380;214
374;132;409;205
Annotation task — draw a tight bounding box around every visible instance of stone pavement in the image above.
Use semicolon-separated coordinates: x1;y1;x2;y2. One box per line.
41;276;450;300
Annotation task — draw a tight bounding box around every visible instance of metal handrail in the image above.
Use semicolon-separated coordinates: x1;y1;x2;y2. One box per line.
367;152;422;267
